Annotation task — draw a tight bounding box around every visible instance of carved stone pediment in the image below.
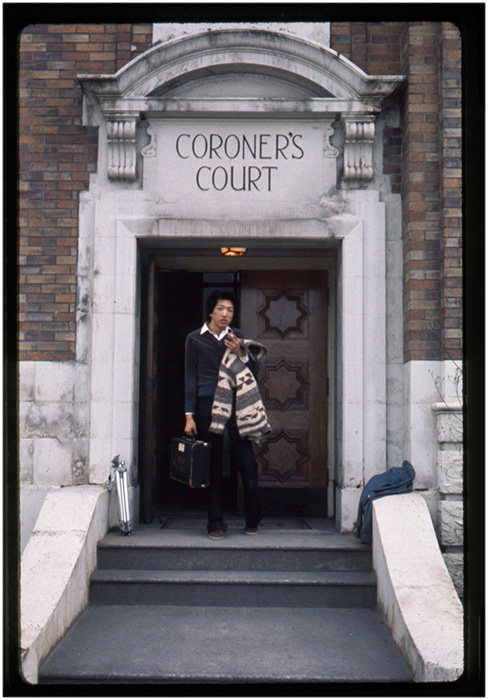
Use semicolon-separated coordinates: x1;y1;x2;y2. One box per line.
78;28;404;183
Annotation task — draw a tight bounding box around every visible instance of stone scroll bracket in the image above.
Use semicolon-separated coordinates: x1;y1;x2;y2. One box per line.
341;114;376;183
107;117;138;182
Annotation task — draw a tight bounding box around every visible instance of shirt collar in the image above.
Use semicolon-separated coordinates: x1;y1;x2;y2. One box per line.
201;323;230;342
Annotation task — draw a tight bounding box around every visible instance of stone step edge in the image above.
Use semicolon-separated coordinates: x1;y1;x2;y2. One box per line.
97;541;370;553
40;672;411;684
91;569;377;586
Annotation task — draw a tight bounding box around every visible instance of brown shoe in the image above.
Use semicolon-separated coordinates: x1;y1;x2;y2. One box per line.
208;529;225;540
243;526;259;535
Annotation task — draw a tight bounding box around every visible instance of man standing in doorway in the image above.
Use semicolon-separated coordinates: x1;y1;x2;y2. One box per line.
184;290;262;540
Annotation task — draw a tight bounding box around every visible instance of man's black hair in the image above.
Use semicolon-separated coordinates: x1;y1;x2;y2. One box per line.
206;289;238;319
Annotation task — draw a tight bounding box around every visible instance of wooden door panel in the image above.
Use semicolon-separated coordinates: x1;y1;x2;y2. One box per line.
240;270;328;504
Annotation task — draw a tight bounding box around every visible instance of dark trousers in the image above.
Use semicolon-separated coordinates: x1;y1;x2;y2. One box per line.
196;395;261;533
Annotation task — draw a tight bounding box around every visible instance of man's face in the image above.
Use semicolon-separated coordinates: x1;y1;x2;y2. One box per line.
209;299;234;331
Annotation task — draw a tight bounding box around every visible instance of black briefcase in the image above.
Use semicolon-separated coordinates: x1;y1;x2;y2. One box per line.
170;435;211;489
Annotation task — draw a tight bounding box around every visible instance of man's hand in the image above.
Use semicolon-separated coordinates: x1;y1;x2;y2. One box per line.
225;331;245;357
185;415;197;437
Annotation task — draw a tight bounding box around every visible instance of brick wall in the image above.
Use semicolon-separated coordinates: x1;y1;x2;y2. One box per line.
330;21;462;362
330;21;405;75
439;22;462;361
18;24;153;361
400;22;462;362
19;22;462;363
401;22;443;362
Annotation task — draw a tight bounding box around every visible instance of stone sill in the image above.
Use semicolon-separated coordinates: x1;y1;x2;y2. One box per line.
432;401;463;413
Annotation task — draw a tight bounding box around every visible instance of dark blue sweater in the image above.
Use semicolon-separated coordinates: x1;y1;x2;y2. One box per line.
184;327;256;414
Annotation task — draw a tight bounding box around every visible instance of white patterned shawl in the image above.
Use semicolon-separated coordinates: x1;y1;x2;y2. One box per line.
209;339;272;445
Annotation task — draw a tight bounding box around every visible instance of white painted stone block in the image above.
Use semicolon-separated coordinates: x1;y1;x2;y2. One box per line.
88;438;113;484
21;402;82;440
19;362;35;402
342;360;363;403
113;359;135;405
114;274;136;315
74;364;91;404
113;313;136;368
93;236;116;277
385;239;403;278
342;241;363;278
19;438;34;484
335;484;361;532
112;402;134;440
90;402;113;440
21;486;108;683
20;485;53;552
115;236;136;276
435;411;463;444
91;313;115;365
33;439;73;487
343;273;362;309
92;273;116;314
440;501;463;547
90;362;114;403
437;450;463;495
34;362;75;403
373;493;463;682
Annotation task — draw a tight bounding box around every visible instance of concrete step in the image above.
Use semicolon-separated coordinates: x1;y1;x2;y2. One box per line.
97;530;372;573
39;604;413;684
89;569;377;608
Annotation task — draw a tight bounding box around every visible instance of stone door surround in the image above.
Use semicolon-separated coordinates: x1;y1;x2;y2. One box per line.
79;27;403;531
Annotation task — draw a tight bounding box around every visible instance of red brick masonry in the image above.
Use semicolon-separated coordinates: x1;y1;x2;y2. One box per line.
18;22;462;363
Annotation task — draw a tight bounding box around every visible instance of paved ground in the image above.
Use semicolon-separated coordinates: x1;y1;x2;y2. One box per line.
40;604;412;684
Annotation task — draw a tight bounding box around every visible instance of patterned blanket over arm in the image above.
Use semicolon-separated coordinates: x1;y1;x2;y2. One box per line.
209;339;272;445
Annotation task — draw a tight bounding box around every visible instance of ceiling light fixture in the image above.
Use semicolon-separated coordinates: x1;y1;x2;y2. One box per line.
220;247;247;257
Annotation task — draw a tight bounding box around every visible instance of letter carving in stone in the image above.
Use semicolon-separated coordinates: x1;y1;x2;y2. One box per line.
107;119;137;182
341;115;375;182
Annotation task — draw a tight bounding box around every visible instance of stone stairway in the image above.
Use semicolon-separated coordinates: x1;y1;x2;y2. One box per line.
38;518;413;684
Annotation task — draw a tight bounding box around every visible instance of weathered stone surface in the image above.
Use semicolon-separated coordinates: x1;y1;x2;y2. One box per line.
20;485;53;553
435;411;463;445
19;361;90;491
153;22;332;48
440;501;464;547
19;438;34;484
437;450;463;495
373;493;463;682
21;486;109;683
443;553;464;599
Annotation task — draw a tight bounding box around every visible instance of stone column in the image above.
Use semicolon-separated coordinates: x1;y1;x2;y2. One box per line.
432;400;463;598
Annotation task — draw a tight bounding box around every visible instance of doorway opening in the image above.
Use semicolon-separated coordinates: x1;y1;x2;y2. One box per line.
138;246;336;525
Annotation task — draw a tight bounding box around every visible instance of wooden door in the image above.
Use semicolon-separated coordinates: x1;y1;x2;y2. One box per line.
240;270;329;516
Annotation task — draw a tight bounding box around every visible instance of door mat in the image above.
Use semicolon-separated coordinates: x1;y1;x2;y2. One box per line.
161;517;311;530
